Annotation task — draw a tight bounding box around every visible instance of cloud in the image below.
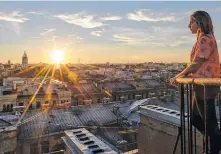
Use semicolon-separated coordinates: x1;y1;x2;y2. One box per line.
68;34;83;40
166;35;195;47
111;27;155;45
180;35;195;41
27;11;44;15
113;34;148;45
32;37;40;39
76;36;83;40
101;16;122;21
111;26;193;47
113;34;134;43
0;11;28;23
91;30;103;36
55;12;104;28
40;29;56;36
169;40;189;47
0;21;22;35
151;26;188;35
127;9;181;22
47;36;57;42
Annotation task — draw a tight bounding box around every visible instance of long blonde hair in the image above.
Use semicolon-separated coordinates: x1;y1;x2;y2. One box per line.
191;11;214;40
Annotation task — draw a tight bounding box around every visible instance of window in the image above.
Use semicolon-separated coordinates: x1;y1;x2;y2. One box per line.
2;104;6;112
19;103;24;106
30;143;39;154
36;102;41;108
6;104;10;111
10;104;13;111
41;141;49;153
97;97;101;103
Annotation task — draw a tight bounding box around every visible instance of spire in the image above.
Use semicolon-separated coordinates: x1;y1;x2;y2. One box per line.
22;51;28;67
23;51;27;57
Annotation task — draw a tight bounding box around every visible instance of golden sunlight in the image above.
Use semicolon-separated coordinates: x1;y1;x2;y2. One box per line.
50;50;64;64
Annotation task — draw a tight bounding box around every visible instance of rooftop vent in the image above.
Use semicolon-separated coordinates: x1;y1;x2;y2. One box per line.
162;109;170;112
88;145;99;149
79;137;89;141
84;141;95;145
170;111;177;114
73;131;82;134
76;134;86;138
92;149;104;154
150;106;158;109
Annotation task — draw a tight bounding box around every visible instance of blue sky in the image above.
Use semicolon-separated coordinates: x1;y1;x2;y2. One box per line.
1;1;221;63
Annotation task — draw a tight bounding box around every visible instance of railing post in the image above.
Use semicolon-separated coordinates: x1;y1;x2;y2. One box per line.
190;84;194;154
219;89;221;129
187;84;193;154
186;84;190;154
203;85;208;154
179;83;185;154
194;128;197;154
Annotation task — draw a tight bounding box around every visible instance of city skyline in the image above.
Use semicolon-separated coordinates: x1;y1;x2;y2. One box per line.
1;1;221;63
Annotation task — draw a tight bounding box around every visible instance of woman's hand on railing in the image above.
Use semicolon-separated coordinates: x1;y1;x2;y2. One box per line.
170;75;187;87
170;77;179;87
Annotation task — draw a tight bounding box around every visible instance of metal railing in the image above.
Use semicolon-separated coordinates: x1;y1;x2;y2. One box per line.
175;78;221;154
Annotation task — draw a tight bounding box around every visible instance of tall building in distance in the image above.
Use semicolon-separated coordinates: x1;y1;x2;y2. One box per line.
8;60;11;65
22;51;28;67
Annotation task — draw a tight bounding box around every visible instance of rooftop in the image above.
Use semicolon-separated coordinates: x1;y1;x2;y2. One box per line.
17;99;179;140
62;128;117;154
18;103;118;140
0;114;19;131
98;82;135;92
81;83;100;94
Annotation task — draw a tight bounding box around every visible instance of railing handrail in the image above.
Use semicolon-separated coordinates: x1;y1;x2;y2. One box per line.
176;77;221;86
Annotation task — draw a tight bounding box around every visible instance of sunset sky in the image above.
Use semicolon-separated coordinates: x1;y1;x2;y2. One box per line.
1;1;221;64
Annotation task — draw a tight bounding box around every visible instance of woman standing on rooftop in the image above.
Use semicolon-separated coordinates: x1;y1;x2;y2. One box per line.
170;10;221;154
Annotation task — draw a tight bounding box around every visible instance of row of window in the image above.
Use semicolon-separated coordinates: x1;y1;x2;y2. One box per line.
60;100;70;104
18;100;70;108
2;104;13;112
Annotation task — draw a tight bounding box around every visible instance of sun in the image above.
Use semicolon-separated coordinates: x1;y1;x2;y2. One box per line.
50;50;64;64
